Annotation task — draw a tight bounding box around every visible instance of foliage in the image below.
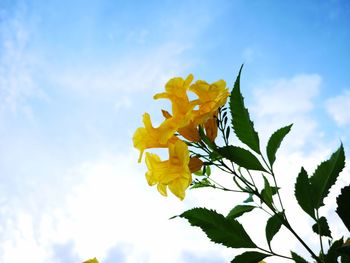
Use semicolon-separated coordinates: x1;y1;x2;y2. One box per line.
131;66;349;263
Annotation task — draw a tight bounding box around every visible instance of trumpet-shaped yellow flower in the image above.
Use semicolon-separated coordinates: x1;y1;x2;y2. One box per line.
133;113;178;162
204;112;219;142
154;74;197;117
190;79;229;124
145;140;191;200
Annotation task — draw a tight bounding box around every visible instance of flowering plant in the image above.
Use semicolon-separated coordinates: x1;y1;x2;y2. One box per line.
132;66;350;263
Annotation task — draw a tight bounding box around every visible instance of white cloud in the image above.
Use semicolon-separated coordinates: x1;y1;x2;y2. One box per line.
252;74;321;116
52;42;192;97
250;73;323;151
325;89;350;126
0;151;233;263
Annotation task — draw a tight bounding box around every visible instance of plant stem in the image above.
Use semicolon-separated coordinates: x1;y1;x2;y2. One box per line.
256;246;293;261
283;219;323;263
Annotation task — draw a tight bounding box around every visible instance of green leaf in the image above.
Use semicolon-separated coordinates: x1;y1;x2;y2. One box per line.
217;146;266;171
243;194;254;203
325;237;343;263
291;251;309;263
338;238;350;256
339;241;350;263
190;178;213;189
179;207;256;248
261;176;274;208
266;124;293;166
230;65;260;154
309;144;345;209
336;186;350;232
295;167;316;220
266;213;283;248
226;205;256;219
231;251;270;263
312;216;332;237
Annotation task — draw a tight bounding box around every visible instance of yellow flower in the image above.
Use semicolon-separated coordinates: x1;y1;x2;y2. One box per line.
204;112;218;142
145;140;192;200
82;258;99;263
161;109;200;142
133;113;178;162
190;79;229;124
154;74;197;117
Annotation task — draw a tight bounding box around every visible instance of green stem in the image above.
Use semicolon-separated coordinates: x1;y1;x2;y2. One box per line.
256;246;293;261
280;214;322;263
254;190;322;263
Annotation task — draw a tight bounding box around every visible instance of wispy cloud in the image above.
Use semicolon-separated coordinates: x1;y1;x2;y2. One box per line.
0;4;44;118
251;73;322;151
325;89;350;126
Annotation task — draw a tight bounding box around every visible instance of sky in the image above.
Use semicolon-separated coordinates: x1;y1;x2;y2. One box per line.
0;0;350;262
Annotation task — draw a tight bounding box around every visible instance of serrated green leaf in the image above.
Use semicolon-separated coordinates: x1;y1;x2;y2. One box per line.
266;124;293;167
336;186;350;232
309;144;345;209
325;237;343;263
226;205;256;219
295;167;316;220
231;251;270;263
217;146;266;171
312;216;332;237
180;207;256;248
230;65;260;154
266;213;283;248
291;251;309;263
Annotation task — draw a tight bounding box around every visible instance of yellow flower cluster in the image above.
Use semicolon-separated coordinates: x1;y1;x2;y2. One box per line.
133;74;229;200
82;257;99;263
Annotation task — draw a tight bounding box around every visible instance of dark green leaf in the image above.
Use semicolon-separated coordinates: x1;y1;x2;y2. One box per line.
230;65;260;153
266;124;293;166
291;251;309;263
244;194;254;203
209;151;223;161
225;126;230;141
312;216;331;237
336;186;350;232
179;207;256;248
217;146;266;171
295;167;316;220
226;205;256;219
339;241;350;263
231;251;270;263
309;144;345;209
341;254;350;263
261;176;274;208
266;213;283;248
325;237;343;263
338;238;350;256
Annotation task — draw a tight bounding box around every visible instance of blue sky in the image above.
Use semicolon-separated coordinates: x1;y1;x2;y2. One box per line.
0;0;350;262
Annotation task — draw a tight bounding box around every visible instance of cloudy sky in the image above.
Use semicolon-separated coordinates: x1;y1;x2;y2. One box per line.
0;0;350;262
